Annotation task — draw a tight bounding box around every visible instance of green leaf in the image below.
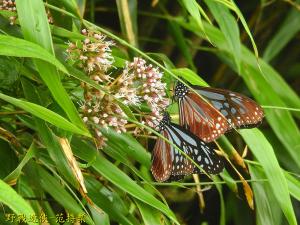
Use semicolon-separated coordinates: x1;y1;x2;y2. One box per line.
171;68;207;86
72;139;180;225
37;166;94;225
180;0;204;32
136;200;163;225
16;0;87;132
240;129;297;225
4;144;36;183
85;176;137;225
0;179;36;225
285;172;300;202
249;164;281;225
101;128;151;168
204;0;241;73
263;6;300;62
21;78;82;188
0;35;68;74
0;92;90;137
168;22;196;71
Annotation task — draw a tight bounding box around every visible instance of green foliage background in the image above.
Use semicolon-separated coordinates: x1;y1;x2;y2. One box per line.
0;0;300;224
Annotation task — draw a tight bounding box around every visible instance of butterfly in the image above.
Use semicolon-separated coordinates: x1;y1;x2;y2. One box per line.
151;112;224;182
174;81;264;143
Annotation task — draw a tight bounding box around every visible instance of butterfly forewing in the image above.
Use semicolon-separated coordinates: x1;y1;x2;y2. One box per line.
179;93;229;142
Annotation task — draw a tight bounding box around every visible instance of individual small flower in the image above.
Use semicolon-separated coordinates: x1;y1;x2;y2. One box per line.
66;29;115;84
46;9;54;24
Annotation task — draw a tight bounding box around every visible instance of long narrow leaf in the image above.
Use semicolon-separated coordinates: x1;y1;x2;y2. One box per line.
240;129;297;225
0;92;89;136
0;179;36;225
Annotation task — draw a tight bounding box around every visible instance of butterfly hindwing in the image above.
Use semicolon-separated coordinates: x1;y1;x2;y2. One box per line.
169;123;224;175
151;130;173;182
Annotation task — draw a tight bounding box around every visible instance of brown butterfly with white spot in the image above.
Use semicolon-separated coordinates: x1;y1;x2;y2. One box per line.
174;81;264;142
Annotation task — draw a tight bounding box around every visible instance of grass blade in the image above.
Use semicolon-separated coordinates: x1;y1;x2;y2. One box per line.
240;129;297;225
0;35;68;74
72;139;180;225
204;0;241;73
249;164;282;225
0;92;89;136
16;0;87;131
263;6;300;62
0;179;36;225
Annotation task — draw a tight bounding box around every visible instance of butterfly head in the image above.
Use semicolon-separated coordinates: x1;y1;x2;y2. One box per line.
156;112;171;131
174;81;188;100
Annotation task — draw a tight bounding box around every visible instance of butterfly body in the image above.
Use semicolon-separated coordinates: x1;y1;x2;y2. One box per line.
151;113;224;182
175;82;264;142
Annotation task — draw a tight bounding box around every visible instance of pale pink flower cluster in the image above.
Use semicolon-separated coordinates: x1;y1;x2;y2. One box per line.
67;31;169;147
116;57;170;129
0;0;16;25
66;29;115;83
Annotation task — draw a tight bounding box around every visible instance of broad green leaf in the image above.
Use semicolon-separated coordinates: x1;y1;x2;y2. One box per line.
285;172;300;201
0;35;68;74
89;206;110;225
171;68;206;86
52;0;81;17
249;165;280;225
4;144;36;184
180;0;204;32
0;92;89;137
240;129;297;225
204;0;241;73
72;139;180;225
16;0;87;131
21;78;81;189
0;179;36;225
101;128;151;168
263;5;300;62
168;22;196;71
37;166;94;225
85;176;137;225
136;200;163;225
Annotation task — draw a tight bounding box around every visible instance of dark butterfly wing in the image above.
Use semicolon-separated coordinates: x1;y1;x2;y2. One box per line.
179;85;264;142
151;122;224;182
